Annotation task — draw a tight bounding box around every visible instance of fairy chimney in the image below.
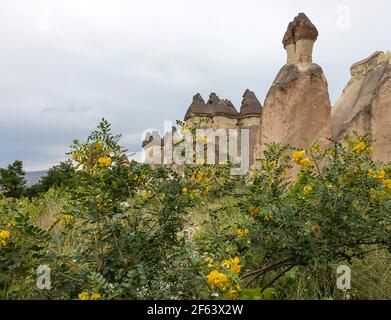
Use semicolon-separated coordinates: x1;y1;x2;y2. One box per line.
282;13;319;65
238;89;262;167
142;131;163;168
256;13;331;167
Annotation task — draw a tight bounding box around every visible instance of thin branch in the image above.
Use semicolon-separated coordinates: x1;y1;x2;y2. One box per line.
261;265;295;292
242;258;296;278
244;259;297;288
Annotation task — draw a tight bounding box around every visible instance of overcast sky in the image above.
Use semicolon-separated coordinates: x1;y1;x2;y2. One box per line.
0;0;390;170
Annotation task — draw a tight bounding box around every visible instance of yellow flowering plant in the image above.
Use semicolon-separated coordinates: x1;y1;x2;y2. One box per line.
1;120;390;301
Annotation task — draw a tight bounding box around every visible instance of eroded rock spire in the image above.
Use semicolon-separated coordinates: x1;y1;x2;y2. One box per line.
282;13;318;64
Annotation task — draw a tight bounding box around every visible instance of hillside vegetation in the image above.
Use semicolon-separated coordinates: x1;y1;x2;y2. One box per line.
0;120;390;300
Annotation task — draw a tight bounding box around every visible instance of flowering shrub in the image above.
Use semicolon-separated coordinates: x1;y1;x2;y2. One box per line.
0;121;390;300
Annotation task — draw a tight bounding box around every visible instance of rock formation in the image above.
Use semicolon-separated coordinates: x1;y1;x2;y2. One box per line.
143;13;391;170
332;51;391;162
256;13;332;160
142;131;164;168
282;12;318;65
238;90;262;167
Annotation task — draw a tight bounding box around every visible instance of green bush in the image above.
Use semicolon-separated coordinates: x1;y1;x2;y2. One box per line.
0;120;390;300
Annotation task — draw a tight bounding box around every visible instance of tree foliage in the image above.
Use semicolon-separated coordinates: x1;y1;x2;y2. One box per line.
0;120;390;300
0;160;26;198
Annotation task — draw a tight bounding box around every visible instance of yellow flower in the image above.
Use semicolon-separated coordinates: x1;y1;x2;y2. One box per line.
352;141;366;154
182;187;188;194
181;125;190;135
231;263;241;274
72;151;81;160
91;293;101;300
59;214;74;224
207;270;229;290
231;257;240;273
382;179;391;189
221;256;241;274
140;191;150;200
0;230;10;240
0;230;10;246
203;187;209;196
98;156;112;167
311;144;322;154
368;169;386;180
263;160;276;170
299;158;311;169
237;228;250;238
221;259;231;268
303;186;313;196
95;141;105;152
264;212;273;222
249;206;260;217
292;150;306;163
78;291;90;300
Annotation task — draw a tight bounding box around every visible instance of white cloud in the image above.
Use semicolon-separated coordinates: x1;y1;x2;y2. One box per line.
0;0;390;170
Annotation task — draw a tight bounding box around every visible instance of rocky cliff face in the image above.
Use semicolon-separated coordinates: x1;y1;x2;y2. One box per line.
257;13;332;160
332;51;391;162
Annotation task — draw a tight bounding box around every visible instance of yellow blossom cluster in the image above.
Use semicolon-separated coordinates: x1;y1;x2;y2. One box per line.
78;291;101;300
264;212;273;222
182;187;209;197
97;156;112;167
206;256;242;299
221;256;241;274
350;140;373;154
207;270;229;291
72;151;82;161
94;141;105;152
262;160;276;171
228;284;242;300
351;141;366;153
292;150;311;169
383;179;391;189
368;169;390;189
59;214;74;224
0;229;10;247
139;191;151;200
311;144;322;154
180;124;190;135
236;228;250;238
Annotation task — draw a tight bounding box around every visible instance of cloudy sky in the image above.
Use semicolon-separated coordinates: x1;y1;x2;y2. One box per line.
0;0;390;170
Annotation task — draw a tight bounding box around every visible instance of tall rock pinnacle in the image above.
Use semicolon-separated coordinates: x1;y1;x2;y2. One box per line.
282;13;319;64
256;13;331;169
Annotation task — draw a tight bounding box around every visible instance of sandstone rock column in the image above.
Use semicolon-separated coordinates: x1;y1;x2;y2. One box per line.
238;89;262;168
256;13;332;162
332;51;391;163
